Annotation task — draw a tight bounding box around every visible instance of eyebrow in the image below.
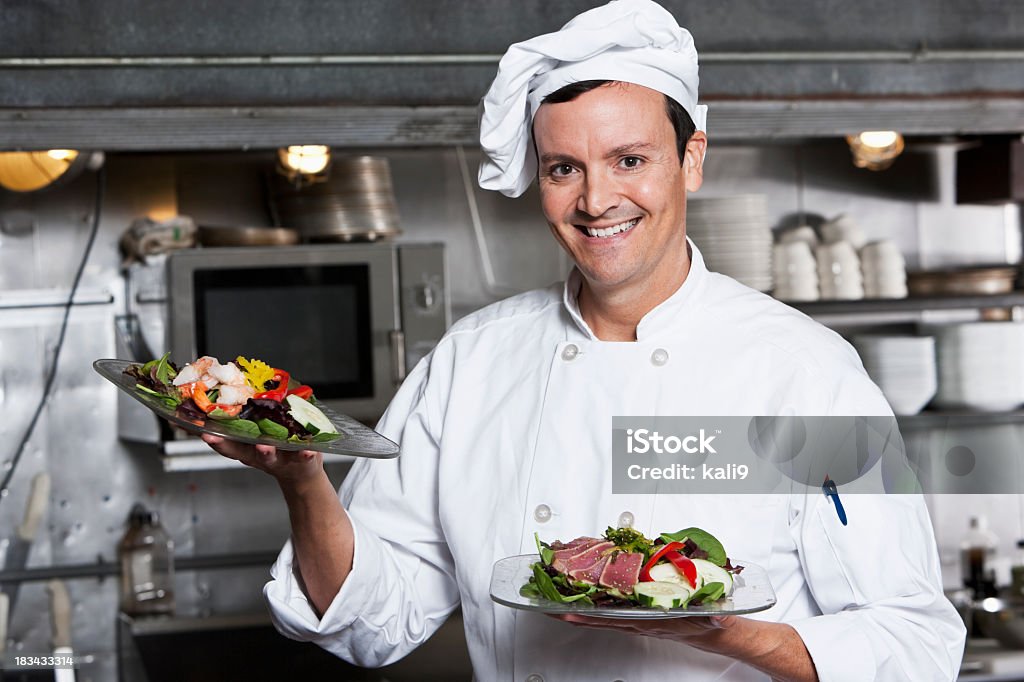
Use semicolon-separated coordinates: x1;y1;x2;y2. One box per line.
539;142;655;168
539;152;582;167
607;142;656;157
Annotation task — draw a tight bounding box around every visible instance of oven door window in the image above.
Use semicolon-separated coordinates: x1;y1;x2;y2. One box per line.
193;265;373;399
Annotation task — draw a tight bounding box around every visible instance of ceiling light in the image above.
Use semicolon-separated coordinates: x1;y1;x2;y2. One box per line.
0;150;84;192
277;145;331;184
846;131;905;171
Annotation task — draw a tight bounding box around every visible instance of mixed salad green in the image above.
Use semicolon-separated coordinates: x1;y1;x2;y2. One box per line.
521;526;744;610
125;352;341;444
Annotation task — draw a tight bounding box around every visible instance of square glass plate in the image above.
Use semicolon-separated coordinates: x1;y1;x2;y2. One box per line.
94;358;399;459
489;554;776;619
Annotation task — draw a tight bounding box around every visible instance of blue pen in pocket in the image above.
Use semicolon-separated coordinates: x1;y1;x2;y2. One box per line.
822;475;847;526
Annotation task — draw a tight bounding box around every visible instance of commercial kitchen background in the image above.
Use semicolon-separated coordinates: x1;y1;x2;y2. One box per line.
1;1;1023;680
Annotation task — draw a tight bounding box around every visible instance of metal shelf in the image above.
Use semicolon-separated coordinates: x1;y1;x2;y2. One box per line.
897;409;1024;430
785;293;1024;431
787;292;1024;316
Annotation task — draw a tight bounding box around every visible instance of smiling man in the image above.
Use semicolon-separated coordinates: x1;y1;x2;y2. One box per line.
204;1;965;680
534;81;702;341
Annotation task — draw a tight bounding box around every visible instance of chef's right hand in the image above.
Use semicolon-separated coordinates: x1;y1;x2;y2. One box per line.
201;434;324;485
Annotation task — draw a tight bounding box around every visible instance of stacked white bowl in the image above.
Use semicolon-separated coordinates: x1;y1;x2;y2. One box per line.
772;241;819;301
777;225;819;249
852;335;937;415
931;322;1024;411
815;241;864;300
821;214;867;250
860;240;908;299
687;195;773;292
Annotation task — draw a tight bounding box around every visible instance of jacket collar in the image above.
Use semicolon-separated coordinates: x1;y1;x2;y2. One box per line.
562;237;708;342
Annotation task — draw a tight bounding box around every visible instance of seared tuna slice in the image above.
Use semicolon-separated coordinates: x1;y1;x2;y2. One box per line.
551;539;611;573
568;555;610;584
598;552;644;595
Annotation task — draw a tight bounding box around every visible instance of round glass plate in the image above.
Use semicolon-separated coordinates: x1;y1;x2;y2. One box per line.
94;358;399;459
489;554;776;619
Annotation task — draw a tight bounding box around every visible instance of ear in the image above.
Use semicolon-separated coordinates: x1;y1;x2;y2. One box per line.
682;131;707;193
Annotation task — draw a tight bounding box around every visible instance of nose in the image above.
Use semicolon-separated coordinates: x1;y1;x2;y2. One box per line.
576;170;620;217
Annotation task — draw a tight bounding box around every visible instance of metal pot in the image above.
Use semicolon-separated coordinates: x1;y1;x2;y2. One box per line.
270;155;402;242
975;597;1024;648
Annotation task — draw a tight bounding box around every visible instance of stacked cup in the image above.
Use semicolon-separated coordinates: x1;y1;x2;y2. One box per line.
777;225;819;250
815;241;864;300
860;240;908;299
821;214;867;250
772;241;819;301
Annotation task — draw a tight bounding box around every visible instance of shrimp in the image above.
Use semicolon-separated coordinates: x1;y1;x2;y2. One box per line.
209;361;248;387
172;355;221;388
216;383;256;405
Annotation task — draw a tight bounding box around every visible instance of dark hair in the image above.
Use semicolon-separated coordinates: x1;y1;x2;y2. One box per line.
541;80;696;164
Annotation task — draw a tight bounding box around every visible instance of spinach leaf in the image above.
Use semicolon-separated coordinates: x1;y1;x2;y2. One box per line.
217;418;260;438
528;564;593;604
686;581;725;607
256;418;289;439
135;384;180;408
153;352;176;385
661;527;727;567
534;532;555;566
519;581;542;599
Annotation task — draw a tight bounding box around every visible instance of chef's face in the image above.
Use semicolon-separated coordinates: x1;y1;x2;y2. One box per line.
533;82;706;297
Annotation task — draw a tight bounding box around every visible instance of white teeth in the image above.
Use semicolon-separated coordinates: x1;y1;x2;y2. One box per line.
585;218;639;238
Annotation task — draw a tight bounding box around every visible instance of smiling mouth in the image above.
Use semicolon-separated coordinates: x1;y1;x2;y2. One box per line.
576;217;640;239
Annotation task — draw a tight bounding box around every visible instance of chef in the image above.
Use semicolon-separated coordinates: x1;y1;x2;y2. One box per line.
203;1;966;679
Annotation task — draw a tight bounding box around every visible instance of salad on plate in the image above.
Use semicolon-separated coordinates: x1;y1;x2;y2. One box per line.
124;352;341;444
521;526;744;610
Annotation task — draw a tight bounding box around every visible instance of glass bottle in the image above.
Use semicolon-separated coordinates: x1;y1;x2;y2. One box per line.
118;503;175;616
1011;540;1024;600
961;515;998;599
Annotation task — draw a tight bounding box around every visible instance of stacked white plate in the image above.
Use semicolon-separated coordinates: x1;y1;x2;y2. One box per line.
860;240;908;299
687;195;773;292
772;241;819;301
852;335;937;415
931;322;1024;411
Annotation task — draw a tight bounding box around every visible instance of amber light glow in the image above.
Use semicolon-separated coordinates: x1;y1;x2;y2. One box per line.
846;131;905;171
0;150;82;192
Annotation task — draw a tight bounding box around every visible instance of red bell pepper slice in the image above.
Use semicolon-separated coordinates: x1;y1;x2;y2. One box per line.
286;385;313;401
254;369;291;402
665;552;698;589
639;541;686;582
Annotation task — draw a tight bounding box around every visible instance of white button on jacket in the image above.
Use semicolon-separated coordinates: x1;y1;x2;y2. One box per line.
265;242;965;681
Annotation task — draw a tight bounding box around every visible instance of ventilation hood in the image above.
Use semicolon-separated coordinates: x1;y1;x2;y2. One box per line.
1;0;1021;150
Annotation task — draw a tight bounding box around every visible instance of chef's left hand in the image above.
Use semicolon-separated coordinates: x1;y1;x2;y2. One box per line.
554;614;817;682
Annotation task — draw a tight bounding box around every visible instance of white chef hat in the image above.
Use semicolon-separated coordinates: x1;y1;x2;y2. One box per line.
478;0;708;198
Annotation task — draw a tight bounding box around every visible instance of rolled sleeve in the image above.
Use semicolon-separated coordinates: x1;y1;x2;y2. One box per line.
264;514;386;640
263;353;461;667
789;612;876;681
790;493;966;681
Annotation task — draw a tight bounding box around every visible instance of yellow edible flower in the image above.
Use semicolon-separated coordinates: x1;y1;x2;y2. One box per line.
235;356;275;390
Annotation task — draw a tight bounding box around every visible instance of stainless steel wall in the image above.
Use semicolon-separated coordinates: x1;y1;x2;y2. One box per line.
1;0;1021;106
0;142;1018;678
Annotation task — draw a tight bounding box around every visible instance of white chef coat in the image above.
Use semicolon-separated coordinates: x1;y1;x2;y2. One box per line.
265;241;966;681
